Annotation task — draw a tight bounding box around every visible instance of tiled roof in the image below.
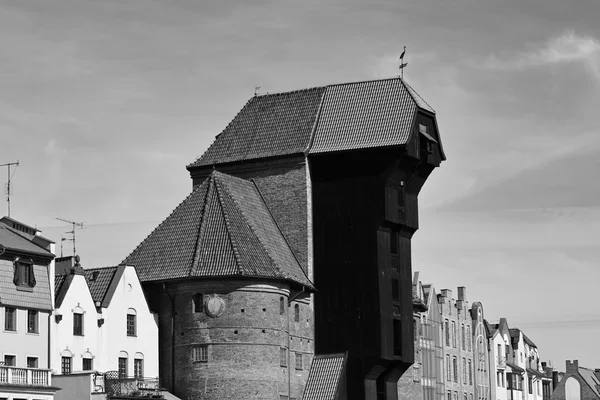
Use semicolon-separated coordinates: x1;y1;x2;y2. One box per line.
579;366;600;398
122;171;314;289
191;87;326;167
84;266;119;306
0;223;54;258
303;353;347;400
188;78;437;168
55;274;67;295
0;260;53;311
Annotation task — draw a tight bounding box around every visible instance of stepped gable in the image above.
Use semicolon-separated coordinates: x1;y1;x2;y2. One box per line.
122;171;314;289
187;77;440;168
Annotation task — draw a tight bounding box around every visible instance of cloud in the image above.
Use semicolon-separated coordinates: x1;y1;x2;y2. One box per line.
480;30;600;79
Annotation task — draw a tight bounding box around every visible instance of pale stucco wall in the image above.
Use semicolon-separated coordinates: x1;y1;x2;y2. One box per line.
52;274;99;373
491;333;508;400
96;266;159;378
1;306;50;369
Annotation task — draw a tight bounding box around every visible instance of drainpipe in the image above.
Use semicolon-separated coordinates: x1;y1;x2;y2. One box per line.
162;283;175;393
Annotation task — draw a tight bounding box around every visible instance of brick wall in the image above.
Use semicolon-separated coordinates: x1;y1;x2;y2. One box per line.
147;279;312;400
551;360;600;400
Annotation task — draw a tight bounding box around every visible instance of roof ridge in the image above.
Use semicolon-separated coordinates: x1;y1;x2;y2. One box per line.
0;223;54;256
401;79;436;113
215;173;281;276
213;174;245;275
189;173;214;277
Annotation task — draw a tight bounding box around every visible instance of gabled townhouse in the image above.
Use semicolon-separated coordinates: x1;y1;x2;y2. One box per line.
0;216;60;400
439;287;476;400
470;302;490;400
487;318;512;400
52;257;159;398
550;360;600;400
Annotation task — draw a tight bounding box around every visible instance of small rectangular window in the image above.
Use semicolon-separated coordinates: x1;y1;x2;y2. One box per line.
5;307;16;331
83;358;93;371
4;355;16;366
73;313;83;336
118;357;128;378
192;346;208;363
61;357;71;374
134;359;144;378
295;353;302;370
27;357;38;368
294;304;299;322
127;314;136;336
28;310;38;333
280;348;287;367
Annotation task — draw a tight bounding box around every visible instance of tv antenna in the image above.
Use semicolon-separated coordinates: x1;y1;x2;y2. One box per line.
399;46;408;79
1;161;19;217
56;217;84;256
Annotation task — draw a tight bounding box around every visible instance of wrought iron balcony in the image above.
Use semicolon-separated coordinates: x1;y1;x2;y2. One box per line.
95;371;162;398
0;364;52;386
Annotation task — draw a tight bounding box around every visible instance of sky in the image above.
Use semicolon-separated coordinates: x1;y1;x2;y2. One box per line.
1;0;599;370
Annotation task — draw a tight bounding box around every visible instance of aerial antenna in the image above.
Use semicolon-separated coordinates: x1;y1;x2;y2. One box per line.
1;161;19;217
56;217;84;256
399;46;408;79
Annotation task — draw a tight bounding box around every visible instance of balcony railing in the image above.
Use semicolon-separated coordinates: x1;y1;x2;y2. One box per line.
0;365;52;386
97;371;162;398
497;356;507;368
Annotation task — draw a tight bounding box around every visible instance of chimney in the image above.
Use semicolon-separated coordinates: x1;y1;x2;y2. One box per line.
441;289;452;299
55;256;74;276
552;371;560;389
457;286;467;302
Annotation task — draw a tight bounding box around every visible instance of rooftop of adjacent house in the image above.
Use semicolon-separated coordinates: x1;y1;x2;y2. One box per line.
302;353;347;400
188;77;443;168
509;328;537;348
122;171;314;289
0;218;54;259
578;366;600;398
84;266;121;307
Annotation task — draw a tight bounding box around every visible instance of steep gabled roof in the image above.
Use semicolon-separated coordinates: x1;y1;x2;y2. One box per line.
187;77;441;168
303;353;347;400
122;171;314;289
84;266;122;307
579;367;600;398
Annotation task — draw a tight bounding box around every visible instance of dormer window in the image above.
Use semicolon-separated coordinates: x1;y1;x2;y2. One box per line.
13;258;35;289
419;124;437;156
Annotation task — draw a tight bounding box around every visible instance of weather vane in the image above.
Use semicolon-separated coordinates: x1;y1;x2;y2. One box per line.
399;46;408;79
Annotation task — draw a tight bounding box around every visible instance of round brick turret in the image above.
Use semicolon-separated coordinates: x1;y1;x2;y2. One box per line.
147;279;313;400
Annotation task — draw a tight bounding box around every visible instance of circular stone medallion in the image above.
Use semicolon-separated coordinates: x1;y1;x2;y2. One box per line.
205;296;225;318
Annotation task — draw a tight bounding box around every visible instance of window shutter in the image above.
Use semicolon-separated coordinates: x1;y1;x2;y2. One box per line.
28;265;36;287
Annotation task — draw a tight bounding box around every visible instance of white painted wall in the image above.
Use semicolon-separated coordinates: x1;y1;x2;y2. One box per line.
491;333;508;400
0;306;50;369
52;274;98;374
95;266;158;378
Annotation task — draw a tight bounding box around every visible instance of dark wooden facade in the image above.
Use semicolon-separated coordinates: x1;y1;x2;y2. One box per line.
310;112;442;400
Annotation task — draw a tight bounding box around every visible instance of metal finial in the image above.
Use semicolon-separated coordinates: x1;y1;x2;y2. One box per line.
399;46;408;79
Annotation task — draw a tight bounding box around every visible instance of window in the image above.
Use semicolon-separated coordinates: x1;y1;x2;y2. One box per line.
127;314;136;336
462;358;467;384
445;320;450;346
452;357;458;383
73;313;83;336
295;353;302;370
13;259;35;288
528;376;533;394
193;293;203;313
447;391;452;400
192;346;208;363
134;358;144;378
118;357;128;378
452;321;457;348
5;307;16;331
280;347;287;367
446;355;451;380
27;310;38;333
4;355;15;366
461;325;465;350
468;359;473;385
294;304;299;322
280;297;285;315
467;326;472;351
61;356;71;374
27;357;38;368
83;358;93;371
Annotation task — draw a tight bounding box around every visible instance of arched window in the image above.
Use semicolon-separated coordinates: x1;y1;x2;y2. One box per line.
127;308;137;337
279;297;285;315
193;293;204;313
118;351;129;378
294;304;299;322
134;352;144;379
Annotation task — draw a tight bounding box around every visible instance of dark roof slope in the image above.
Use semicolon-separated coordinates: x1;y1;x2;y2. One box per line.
84;266;120;306
0;222;54;259
579;367;600;398
122;171;313;289
303;353;347;400
188;77;440;168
